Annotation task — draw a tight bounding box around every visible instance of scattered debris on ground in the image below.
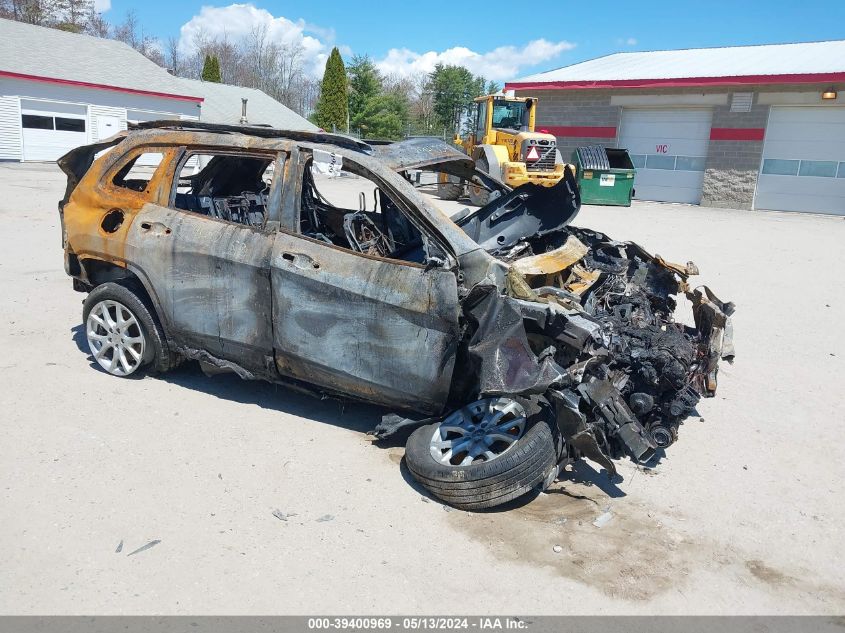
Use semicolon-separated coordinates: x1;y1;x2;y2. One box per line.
126;540;161;556
593;511;614;528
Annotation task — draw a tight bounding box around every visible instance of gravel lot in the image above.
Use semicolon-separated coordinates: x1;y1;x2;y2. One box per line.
1;161;843;614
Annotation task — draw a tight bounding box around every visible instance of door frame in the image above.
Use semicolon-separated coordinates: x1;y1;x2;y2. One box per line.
270;147;462;412
285;147;460;267
122;146;288;374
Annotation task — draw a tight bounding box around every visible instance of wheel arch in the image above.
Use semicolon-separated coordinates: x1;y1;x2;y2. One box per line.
78;258;171;336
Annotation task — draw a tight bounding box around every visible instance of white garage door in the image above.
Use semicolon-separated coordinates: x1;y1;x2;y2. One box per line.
20;99;87;162
755;106;845;215
618;108;712;204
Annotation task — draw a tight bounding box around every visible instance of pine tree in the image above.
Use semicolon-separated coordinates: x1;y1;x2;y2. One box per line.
314;47;349;133
428;64;488;134
201;54;221;83
347;55;382;126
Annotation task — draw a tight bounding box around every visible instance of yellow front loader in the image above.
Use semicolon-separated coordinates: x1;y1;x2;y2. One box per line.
438;94;566;205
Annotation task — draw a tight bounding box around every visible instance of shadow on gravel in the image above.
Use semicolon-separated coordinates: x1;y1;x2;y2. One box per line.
71;323;387;435
162;365;385;435
550;461;627;498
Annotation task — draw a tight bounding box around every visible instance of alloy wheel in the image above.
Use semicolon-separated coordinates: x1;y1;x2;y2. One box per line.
86;299;146;376
429;397;527;466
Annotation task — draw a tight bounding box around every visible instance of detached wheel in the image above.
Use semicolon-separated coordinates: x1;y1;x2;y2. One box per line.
437;181;463;201
83;281;173;377
468;158;491;206
405;396;559;510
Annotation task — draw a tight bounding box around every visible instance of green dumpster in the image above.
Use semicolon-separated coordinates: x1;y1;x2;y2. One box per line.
572;146;636;206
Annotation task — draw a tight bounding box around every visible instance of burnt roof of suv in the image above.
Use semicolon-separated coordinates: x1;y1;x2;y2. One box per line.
131;120;374;155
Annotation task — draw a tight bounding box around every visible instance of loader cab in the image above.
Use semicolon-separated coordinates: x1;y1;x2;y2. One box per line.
491;98;529;132
471;95;537;146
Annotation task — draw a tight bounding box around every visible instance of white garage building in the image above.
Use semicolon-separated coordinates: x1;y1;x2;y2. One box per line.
0;18;315;163
508;40;845;214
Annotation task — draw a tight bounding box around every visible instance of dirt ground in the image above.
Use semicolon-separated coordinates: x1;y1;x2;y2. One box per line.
1;162;843;615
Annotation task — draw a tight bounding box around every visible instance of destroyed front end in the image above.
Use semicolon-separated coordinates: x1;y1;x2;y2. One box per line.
383;167;735;507
488;225;735;476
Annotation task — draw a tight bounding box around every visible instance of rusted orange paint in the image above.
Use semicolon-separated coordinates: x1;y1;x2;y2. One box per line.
63;129;296;278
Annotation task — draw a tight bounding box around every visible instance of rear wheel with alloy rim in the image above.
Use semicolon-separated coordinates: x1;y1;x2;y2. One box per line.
405;396;560;510
86;299;146;376
82;281;174;377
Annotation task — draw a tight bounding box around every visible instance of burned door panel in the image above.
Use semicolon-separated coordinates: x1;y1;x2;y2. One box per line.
125;204;274;375
270;232;460;413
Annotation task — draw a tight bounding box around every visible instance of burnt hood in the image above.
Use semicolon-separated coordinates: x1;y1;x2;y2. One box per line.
456;168;582;254
374;137;581;252
374;137;478;181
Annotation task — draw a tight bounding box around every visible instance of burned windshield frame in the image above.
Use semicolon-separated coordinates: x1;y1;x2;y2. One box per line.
294;149;457;268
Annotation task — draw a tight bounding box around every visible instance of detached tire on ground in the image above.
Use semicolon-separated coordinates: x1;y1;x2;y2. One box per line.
82;281;175;377
404;396;559;510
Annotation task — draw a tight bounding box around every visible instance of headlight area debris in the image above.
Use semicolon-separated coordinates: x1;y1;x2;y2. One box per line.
376;224;735;479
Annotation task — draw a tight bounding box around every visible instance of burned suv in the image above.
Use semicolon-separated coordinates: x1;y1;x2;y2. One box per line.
59;123;734;510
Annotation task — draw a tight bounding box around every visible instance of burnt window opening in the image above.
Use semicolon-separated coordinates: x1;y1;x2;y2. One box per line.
112;152;165;193
299;157;433;265
173;153;275;228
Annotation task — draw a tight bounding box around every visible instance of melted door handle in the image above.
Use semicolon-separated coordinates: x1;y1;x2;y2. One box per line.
139;221;171;235
281;252;321;270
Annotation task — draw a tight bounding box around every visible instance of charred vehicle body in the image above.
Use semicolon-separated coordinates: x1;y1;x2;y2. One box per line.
59;125;734;510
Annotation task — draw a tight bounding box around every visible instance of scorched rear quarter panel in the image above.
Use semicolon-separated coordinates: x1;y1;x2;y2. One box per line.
270;231;461;414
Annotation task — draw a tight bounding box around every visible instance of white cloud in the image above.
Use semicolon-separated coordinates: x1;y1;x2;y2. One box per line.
177;4;332;76
92;0;111;12
176;4;574;81
375;39;576;82
616;37;638;46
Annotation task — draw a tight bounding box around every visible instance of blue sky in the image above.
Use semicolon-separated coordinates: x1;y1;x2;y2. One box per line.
101;0;845;81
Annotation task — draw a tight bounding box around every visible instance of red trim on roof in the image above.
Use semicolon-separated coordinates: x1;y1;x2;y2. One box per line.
0;70;204;103
506;72;845;91
710;127;766;141
540;125;617;138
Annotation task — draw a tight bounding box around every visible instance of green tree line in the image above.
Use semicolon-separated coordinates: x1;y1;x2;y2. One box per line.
315;48;498;140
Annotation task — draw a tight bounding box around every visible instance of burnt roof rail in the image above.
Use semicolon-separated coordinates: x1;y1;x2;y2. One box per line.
131;120;374;154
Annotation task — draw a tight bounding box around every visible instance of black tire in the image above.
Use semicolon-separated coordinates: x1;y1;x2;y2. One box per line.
82;280;175;376
468;158;491;207
437;182;463;201
404;396;559;510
